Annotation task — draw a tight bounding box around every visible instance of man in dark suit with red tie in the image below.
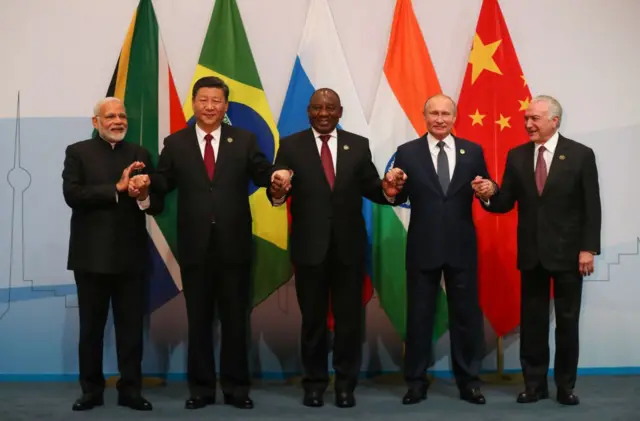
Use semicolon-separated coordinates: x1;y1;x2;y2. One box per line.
267;88;402;408
151;76;289;410
473;95;601;406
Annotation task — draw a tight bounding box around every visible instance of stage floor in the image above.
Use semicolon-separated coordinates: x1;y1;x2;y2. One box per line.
0;375;637;421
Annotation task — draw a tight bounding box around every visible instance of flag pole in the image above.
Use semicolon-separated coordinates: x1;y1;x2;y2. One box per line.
479;336;523;384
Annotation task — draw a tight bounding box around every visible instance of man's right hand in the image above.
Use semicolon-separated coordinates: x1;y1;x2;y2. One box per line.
270;169;293;199
382;168;407;197
116;161;145;192
471;176;496;201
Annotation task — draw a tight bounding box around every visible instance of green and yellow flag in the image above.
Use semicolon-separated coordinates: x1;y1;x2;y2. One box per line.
183;0;290;306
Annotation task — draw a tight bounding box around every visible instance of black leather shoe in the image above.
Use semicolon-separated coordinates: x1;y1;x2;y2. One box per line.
335;391;355;408
185;396;215;410
303;390;324;407
402;388;427;405
459;388;486;404
223;393;254;409
72;393;104;411
557;389;580;406
117;393;153;411
517;388;549;403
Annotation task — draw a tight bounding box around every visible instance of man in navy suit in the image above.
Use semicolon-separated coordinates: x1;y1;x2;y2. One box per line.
390;94;490;405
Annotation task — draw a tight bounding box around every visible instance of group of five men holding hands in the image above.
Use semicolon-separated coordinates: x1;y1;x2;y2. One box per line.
62;75;600;411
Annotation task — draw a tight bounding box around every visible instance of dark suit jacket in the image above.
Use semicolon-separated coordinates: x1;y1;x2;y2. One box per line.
393;136;491;271
483;134;601;271
63;137;163;274
267;128;388;266
151;123;274;267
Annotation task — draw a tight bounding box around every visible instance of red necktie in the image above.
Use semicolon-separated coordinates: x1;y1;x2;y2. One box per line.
535;145;547;195
319;135;335;189
204;133;215;180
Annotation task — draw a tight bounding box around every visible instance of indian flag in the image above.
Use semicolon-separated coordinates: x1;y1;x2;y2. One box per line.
103;0;187;312
370;0;448;341
183;0;291;306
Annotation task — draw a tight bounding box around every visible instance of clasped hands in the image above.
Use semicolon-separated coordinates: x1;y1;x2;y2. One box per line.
115;161;150;201
470;176;496;201
383;168;407;197
270;169;294;199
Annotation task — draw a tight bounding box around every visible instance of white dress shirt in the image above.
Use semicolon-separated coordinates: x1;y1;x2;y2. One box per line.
272;128;337;207
137;124;222;211
195;123;222;162
312;127;338;172
534;131;559;172
427;133;456;178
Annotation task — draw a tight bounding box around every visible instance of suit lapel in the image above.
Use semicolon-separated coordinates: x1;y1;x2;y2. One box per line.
541;135;569;197
334;130;352;191
185;125;213;184
446;137;466;196
523;141;538;196
214;124;232;182
415;135;445;196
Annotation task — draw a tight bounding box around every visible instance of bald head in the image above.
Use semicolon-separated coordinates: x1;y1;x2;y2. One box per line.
307;88;343;134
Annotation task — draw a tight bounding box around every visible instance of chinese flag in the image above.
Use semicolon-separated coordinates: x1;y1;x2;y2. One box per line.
454;0;532;336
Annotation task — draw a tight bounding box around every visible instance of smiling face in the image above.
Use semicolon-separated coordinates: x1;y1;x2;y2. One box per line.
307;89;343;134
192;86;229;132
424;95;456;140
92;99;128;142
524;99;559;143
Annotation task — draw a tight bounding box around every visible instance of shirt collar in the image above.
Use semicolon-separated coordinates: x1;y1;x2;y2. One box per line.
427;133;455;151
536;131;559;154
311;127;338;140
195;123;222;143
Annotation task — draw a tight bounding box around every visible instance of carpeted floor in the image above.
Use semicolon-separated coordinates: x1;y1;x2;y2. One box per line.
0;376;637;421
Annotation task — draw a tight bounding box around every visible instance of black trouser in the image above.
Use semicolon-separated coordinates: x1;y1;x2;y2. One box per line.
295;242;365;393
520;264;583;392
181;226;251;398
74;271;145;395
404;265;485;391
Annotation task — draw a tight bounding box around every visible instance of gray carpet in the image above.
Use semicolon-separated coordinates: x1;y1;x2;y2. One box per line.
0;376;637;421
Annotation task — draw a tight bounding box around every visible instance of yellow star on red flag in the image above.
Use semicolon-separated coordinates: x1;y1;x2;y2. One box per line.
495;114;511;130
469;108;486;126
469;34;503;84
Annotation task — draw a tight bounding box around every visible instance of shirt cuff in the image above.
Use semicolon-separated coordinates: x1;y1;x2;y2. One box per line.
383;190;395;203
272;195;286;207
137;195;150;210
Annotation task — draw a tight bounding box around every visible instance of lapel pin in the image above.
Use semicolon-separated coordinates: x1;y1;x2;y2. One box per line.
227;137;233;143
343;145;350;150
460;149;466;155
559;155;565;160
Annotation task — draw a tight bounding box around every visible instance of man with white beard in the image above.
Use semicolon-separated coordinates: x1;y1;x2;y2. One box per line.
62;97;163;411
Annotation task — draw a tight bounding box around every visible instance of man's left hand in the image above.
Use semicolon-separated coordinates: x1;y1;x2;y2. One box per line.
578;251;595;276
129;174;150;200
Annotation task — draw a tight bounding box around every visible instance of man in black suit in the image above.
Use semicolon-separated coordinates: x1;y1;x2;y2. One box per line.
473;95;601;406
390;94;489;405
150;76;289;410
267;88;402;408
62;97;161;411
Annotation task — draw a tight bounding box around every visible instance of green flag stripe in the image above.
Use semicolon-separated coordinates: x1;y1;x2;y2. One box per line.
198;0;262;89
373;205;448;340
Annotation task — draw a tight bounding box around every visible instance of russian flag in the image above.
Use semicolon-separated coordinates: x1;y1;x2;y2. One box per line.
277;0;374;331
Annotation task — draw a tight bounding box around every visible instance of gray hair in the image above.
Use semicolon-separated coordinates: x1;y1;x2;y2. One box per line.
93;97;125;117
423;94;457;116
531;95;562;127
